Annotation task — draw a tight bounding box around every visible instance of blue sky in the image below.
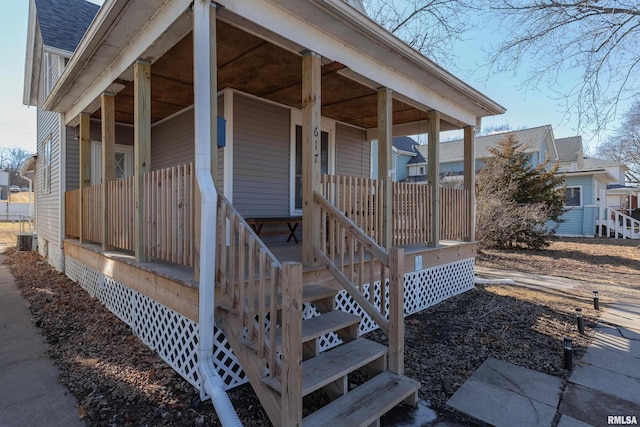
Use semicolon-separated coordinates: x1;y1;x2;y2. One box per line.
0;1;615;154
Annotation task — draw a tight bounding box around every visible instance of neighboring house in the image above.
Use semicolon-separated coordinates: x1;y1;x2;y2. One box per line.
370;136;428;183
409;127;640;239
23;0;505;424
417;125;558;186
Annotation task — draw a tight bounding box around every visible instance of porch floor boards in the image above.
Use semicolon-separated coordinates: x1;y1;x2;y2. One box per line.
63;238;472;291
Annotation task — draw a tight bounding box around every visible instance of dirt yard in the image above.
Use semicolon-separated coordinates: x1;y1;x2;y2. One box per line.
3;237;639;426
477;237;640;303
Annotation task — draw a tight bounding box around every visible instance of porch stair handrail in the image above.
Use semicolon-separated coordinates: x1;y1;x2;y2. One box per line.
595;203;640;239
313;191;405;373
215;193;304;425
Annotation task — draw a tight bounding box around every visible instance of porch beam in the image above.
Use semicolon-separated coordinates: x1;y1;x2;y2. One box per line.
301;51;321;265
427;110;440;247
79;112;91;243
101;93;116;250
463;126;475;242
377;87;393;249
134;60;151;262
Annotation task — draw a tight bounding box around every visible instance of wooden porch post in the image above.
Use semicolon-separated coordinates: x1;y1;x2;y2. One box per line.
463;125;476;242
281;262;303;425
101;93;116;251
427;110;440;247
388;247;405;375
134;60;151;262
301;51;321;265
377;87;393;249
79;112;91;244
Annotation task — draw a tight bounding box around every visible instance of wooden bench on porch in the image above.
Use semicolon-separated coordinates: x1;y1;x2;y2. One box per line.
245;216;302;243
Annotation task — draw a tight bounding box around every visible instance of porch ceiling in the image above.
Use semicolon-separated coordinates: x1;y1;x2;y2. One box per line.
91;20;449;131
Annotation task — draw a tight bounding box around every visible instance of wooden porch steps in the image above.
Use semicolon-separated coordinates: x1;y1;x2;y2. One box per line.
273;310;360;350
217;283;337;315
263;338;387;396
302;371;421;427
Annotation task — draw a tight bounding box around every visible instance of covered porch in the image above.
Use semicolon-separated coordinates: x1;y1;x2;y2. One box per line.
47;0;503;424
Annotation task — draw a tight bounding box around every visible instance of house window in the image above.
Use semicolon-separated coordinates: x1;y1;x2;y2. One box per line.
419;166;425;175
564;186;581;207
294;125;329;211
42;135;51;193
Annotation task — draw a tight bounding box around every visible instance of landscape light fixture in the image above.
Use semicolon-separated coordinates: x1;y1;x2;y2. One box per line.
564;337;573;371
575;308;584;334
593;290;600;310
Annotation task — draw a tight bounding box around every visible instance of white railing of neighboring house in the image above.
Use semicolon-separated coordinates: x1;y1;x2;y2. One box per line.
596;203;640;239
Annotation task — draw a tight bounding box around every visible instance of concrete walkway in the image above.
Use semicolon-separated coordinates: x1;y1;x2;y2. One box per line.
0;254;83;427
445;268;640;427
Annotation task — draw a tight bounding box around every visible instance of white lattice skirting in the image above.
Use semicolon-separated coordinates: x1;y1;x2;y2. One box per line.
65;256;474;392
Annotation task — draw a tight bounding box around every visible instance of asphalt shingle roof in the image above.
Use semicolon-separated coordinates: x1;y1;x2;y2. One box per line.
392;136;418;153
35;0;100;53
555;136;582;163
417;125;553;163
407;150;426;165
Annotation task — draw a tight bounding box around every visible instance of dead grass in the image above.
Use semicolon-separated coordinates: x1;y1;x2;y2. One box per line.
477;237;640;303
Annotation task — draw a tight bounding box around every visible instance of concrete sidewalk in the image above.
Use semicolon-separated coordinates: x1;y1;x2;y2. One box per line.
0;254;83;427
446;268;640;427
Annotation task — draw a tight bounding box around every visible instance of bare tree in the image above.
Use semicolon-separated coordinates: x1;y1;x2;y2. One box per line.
0;147;33;187
596;98;640;183
364;1;640;135
485;1;640;134
363;0;474;68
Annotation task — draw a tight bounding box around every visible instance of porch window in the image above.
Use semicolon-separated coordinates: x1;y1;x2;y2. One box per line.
294;124;328;210
564;186;581;207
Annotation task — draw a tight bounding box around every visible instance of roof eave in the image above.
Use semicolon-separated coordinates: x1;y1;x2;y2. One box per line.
23;0;39;106
315;0;505;118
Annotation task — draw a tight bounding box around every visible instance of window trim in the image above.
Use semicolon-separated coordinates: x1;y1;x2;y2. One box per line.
564;185;582;207
289;110;335;215
42;134;52;194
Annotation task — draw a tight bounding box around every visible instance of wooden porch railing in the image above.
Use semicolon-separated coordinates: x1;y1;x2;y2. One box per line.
216;193;302;423
144;163;194;266
83;184;102;243
322;174;470;246
65;189;81;238
64;162;195;266
314;191;405;374
106;176;134;251
321;174;383;245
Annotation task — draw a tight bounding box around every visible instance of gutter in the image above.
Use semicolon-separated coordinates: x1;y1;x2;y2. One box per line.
193;2;241;425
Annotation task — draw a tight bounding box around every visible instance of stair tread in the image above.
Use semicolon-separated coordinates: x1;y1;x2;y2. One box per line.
303;371;421;427
263;338;387;397
273;310;361;348
218;283;337;314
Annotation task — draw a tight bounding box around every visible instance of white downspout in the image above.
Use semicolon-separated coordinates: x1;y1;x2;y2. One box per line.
193;1;242;425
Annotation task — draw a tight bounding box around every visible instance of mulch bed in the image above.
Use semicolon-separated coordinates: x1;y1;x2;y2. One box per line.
5;248;595;426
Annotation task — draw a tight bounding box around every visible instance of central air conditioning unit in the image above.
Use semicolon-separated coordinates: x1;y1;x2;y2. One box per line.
16;233;35;252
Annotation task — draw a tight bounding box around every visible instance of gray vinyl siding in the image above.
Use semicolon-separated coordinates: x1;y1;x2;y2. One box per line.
233;94;290;217
35;52;67;269
36;108;61;245
336;124;369;177
152;109;195;171
151;102;224;185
